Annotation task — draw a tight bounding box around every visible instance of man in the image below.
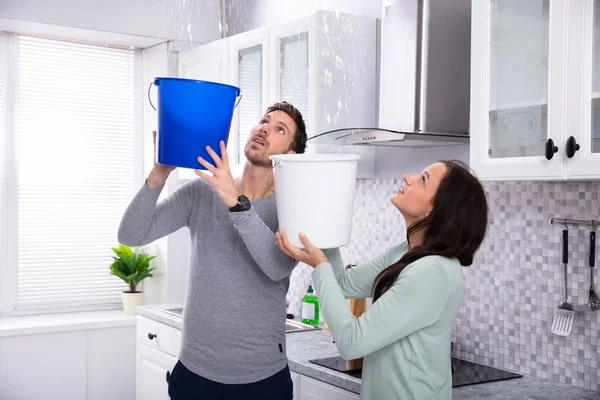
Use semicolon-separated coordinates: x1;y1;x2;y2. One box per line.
118;102;307;400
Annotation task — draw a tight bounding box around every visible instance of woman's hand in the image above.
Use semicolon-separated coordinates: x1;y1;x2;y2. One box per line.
275;232;328;268
195;141;239;208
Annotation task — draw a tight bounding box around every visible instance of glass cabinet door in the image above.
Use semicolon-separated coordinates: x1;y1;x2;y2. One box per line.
592;0;600;153
488;0;550;159
279;32;309;135
237;45;262;164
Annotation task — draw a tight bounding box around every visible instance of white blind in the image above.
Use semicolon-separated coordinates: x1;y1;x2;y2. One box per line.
238;45;262;163
280;33;309;135
15;36;136;312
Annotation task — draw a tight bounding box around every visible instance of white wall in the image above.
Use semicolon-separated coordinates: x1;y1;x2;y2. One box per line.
0;0;223;44
225;0;382;35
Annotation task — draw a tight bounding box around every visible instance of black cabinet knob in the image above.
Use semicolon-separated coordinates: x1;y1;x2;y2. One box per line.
166;371;171;383
565;136;580;158
545;138;558;160
148;333;157;340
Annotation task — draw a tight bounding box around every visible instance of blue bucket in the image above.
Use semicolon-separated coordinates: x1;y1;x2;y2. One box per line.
150;77;241;170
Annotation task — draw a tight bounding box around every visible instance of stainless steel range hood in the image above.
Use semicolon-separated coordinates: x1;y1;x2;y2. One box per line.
310;0;471;148
309;128;469;147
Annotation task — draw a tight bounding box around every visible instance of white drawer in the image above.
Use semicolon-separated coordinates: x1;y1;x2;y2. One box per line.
137;316;181;358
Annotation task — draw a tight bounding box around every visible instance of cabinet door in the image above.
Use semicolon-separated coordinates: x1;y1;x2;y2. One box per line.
299;375;359;400
136;343;178;400
565;0;600;179
179;39;230;84
0;331;87;400
177;39;230;179
269;16;315;137
228;27;269;173
471;0;567;180
290;371;300;399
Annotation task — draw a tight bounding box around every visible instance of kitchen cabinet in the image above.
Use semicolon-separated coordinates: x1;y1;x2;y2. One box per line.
291;371;300;399
135;316;362;400
136;343;177;400
0;324;135;400
177;38;231;179
470;0;600;180
176;10;377;177
135;316;181;400
299;375;360;400
228;27;270;168
266;11;377;140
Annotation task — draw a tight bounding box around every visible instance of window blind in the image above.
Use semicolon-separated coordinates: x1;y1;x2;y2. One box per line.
15;36;137;312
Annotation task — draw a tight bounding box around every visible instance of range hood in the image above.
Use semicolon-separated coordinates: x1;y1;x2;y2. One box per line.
310;128;469;147
310;0;471;148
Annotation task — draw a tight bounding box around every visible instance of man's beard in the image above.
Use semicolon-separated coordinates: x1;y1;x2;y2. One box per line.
244;147;272;168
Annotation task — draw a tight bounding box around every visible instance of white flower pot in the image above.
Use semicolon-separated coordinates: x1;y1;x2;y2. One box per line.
121;291;144;315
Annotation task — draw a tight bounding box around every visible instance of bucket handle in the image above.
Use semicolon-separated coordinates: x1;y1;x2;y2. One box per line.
267;161;283;194
234;92;243;109
148;82;157;111
148;82;242;111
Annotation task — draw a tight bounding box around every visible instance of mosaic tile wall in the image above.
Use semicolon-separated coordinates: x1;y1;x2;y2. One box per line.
286;179;600;392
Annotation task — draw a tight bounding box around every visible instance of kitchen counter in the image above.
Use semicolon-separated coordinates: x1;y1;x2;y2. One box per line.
138;305;600;400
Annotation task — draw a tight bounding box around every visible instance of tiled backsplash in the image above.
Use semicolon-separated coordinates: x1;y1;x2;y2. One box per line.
286;179;600;392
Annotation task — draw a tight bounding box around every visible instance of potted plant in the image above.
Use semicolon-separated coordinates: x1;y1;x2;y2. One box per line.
110;244;156;314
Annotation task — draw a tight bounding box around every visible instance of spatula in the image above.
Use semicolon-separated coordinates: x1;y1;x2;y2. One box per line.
551;229;575;336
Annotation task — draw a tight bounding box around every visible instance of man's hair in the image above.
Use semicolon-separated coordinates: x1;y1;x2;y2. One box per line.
265;102;307;154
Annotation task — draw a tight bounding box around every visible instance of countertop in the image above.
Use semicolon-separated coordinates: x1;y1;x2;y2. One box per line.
138;305;600;400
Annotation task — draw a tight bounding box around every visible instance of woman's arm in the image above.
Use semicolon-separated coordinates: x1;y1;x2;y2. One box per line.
322;244;407;298
312;256;451;360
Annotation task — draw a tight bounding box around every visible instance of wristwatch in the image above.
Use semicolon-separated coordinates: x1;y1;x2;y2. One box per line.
228;194;251;213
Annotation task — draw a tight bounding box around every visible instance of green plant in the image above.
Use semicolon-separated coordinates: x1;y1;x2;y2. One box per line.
110;244;156;293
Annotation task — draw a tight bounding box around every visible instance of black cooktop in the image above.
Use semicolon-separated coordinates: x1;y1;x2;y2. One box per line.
308;356;523;387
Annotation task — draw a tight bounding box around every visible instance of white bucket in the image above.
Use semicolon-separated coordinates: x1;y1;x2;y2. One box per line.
270;153;360;249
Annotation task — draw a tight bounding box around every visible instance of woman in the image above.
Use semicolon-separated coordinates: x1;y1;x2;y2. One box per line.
276;160;488;400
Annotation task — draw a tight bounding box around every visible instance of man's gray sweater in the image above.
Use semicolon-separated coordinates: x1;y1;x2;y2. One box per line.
118;179;297;384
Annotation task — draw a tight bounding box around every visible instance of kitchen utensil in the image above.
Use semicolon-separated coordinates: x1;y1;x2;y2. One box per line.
551;229;575;336
574;228;600;312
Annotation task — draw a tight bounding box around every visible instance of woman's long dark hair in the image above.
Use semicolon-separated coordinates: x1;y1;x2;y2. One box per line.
372;160;489;302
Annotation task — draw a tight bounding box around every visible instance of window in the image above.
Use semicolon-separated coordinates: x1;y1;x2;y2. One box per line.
1;34;141;315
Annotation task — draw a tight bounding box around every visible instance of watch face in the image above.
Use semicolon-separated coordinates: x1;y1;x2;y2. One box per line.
239;195;251;210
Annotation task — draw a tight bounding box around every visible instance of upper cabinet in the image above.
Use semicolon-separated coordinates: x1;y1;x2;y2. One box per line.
178;39;231;179
227;27;270;167
176;11;377;177
471;0;600;181
565;0;600;178
268;12;377;139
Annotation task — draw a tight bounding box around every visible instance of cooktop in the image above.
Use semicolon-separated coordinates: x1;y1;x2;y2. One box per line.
308;356;523;387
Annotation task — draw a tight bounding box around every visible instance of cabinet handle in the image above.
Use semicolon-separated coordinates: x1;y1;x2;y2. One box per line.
166;371;171;383
148;333;157;340
545;138;558;160
565;136;580;158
